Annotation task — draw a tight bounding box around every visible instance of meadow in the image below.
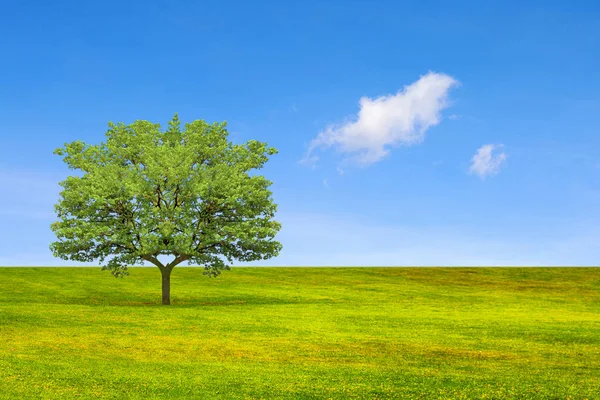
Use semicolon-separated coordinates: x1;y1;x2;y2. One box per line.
0;267;598;399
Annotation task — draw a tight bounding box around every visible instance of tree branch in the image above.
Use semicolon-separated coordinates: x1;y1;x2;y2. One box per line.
166;254;190;271
142;255;164;268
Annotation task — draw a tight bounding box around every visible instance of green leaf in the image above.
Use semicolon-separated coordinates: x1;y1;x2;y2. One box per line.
50;114;282;279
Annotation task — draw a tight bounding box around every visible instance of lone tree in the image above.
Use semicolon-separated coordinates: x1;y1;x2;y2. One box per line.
50;114;282;305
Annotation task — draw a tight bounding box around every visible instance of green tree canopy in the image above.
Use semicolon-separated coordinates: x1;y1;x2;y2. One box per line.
50;114;282;304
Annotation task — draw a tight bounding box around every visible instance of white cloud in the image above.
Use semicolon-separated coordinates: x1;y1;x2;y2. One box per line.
322;179;329;188
469;144;507;179
302;72;459;166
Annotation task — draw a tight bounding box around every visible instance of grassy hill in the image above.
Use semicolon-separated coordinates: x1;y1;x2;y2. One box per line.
0;267;599;399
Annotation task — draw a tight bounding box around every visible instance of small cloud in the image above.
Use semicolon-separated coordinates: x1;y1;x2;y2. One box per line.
290;104;298;112
299;153;319;168
336;167;345;176
469;144;507;179
448;114;460;120
322;179;329;188
302;72;459;167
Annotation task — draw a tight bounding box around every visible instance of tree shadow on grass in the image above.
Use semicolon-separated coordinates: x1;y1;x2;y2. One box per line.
25;294;338;308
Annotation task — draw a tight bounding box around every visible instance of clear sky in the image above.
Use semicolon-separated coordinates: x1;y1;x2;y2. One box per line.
1;0;600;266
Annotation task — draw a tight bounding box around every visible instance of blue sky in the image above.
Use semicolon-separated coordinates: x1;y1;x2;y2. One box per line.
1;0;600;266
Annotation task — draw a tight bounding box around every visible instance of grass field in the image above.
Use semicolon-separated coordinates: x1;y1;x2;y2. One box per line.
0;267;599;399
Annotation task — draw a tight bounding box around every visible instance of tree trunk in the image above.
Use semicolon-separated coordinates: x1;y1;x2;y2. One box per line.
161;268;171;305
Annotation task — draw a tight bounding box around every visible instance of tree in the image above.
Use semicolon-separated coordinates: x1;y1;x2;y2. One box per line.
50;114;282;305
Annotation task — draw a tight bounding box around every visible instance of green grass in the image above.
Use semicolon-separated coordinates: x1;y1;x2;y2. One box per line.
1;267;599;399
